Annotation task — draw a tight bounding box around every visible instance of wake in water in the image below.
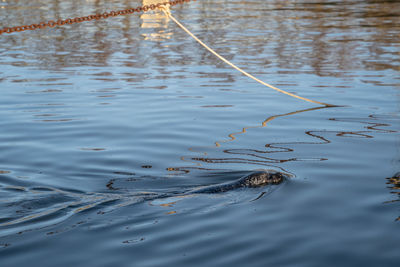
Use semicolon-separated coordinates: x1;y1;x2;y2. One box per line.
0;170;289;236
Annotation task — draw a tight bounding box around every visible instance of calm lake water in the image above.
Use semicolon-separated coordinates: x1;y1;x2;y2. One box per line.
0;0;399;266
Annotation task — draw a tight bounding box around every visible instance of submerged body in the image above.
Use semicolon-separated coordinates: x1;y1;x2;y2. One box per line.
189;170;288;194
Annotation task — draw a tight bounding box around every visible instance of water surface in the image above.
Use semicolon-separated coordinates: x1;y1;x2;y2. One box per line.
0;0;399;266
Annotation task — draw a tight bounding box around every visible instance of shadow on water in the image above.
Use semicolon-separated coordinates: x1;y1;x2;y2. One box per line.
171;106;397;173
220;114;397;163
167;106;334;175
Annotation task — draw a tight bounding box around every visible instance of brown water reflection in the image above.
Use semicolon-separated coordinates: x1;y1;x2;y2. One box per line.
0;0;398;74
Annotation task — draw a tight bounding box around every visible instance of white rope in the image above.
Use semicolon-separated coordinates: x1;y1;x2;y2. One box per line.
160;5;335;107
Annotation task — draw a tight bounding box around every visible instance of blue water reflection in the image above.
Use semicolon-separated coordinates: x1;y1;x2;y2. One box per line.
0;0;399;266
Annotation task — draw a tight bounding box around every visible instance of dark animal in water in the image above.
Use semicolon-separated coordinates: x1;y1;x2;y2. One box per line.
0;170;289;228
188;170;287;194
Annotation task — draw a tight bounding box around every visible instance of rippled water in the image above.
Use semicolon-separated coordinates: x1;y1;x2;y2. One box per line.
0;0;399;266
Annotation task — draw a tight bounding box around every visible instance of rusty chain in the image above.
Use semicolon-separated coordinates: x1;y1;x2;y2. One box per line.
0;0;194;35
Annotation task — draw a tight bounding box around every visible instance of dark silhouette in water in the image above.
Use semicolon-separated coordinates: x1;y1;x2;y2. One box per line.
188;170;287;194
144;170;288;202
0;170;289;229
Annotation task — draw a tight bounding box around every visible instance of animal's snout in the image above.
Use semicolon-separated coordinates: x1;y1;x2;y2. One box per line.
269;172;286;184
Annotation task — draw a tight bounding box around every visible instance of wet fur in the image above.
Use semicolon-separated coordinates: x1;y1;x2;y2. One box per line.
189;170;287;194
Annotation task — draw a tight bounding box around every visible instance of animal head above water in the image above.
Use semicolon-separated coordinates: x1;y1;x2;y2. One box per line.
240;170;288;187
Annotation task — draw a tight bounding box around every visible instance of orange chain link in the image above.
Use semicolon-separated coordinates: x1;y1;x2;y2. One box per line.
0;0;194;35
